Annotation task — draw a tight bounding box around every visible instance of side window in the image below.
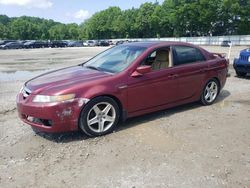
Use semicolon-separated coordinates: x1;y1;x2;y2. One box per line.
173;46;205;66
144;48;171;71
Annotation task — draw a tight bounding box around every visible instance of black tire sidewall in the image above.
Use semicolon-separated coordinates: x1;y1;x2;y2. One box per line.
201;79;219;105
79;96;120;136
236;71;247;77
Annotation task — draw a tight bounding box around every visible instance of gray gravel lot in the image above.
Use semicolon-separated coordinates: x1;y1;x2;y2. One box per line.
0;46;250;188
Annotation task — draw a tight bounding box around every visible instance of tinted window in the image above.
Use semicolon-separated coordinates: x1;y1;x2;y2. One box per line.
173;46;205;66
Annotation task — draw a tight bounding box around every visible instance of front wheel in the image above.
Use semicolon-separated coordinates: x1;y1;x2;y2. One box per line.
79;96;120;136
201;79;219;105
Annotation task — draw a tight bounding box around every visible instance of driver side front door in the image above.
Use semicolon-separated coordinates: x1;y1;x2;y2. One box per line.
127;47;180;113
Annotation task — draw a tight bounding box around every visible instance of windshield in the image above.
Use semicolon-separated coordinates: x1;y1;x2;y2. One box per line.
84;45;146;73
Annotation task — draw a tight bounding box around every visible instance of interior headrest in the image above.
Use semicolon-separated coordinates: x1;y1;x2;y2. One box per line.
155;50;169;61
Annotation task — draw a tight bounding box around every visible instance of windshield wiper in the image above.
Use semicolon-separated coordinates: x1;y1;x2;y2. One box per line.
85;65;102;71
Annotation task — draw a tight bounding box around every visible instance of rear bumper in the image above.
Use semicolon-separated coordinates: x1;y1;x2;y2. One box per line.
233;59;250;73
16;93;84;133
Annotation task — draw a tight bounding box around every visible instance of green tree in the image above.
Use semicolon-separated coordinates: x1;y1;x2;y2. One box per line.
0;0;250;40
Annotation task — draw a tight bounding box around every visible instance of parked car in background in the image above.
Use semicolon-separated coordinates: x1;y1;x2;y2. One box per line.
97;40;110;46
67;41;83;47
108;40;114;45
0;41;24;49
50;41;68;48
82;40;88;46
233;48;250;77
24;41;49;48
16;41;228;136
115;40;124;45
221;40;232;47
83;40;96;47
0;40;16;45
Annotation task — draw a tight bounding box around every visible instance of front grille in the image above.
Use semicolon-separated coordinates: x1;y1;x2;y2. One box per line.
240;55;249;62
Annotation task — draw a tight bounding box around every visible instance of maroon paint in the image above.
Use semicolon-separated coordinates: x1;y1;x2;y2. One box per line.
16;42;228;133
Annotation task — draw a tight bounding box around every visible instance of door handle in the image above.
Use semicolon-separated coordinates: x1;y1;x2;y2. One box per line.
168;74;178;78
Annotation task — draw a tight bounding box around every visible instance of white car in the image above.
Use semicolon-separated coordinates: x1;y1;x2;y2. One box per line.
83;40;96;47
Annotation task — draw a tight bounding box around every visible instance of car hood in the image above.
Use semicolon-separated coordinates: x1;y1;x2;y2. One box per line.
26;66;110;93
240;48;250;55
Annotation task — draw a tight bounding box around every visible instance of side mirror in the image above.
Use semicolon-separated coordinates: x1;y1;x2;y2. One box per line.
131;65;151;77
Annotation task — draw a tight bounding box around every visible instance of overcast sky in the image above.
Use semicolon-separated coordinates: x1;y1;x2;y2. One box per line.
0;0;164;24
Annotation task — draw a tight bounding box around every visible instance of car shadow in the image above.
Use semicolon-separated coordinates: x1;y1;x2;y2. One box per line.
117;89;231;132
35;89;231;143
235;74;250;80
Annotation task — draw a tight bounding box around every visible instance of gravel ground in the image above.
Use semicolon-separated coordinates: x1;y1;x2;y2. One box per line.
0;46;250;188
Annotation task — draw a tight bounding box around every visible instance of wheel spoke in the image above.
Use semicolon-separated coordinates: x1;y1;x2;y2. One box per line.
206;85;210;91
211;93;215;99
102;104;112;115
104;115;115;122
210;82;215;89
205;92;210;100
93;105;101;115
88;116;98;125
98;120;105;132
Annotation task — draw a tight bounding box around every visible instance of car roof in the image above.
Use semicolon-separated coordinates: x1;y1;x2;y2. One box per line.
122;41;214;60
123;41;198;48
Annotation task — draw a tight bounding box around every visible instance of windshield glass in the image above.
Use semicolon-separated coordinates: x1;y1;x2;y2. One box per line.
84;45;146;73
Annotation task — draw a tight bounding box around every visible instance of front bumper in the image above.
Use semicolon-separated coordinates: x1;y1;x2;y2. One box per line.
16;93;84;133
233;58;250;73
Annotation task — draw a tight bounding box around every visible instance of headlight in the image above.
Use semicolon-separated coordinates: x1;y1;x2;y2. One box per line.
248;56;250;62
33;94;75;103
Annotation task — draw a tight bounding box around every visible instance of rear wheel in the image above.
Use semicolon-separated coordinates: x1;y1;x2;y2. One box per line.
236;71;247;77
201;79;219;105
79;96;120;136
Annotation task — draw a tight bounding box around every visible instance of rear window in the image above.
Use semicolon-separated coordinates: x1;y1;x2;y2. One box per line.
173;46;205;66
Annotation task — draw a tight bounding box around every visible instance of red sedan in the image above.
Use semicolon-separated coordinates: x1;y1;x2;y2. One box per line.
16;42;228;136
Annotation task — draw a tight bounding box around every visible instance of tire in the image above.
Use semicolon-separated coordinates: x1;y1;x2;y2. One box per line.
79;96;120;137
236;71;247;77
201;79;220;105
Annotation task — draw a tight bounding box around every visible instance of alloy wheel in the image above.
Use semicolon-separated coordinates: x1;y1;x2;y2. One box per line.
204;81;218;103
87;102;116;133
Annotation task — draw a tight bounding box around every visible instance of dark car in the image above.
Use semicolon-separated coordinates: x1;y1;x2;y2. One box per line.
233;48;250;77
51;41;68;48
221;40;232;47
16;42;228;136
97;40;110;46
115;40;124;45
0;41;24;49
0;40;17;45
24;41;50;49
67;41;83;47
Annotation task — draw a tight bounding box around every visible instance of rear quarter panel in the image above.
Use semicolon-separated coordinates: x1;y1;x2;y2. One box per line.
206;57;228;90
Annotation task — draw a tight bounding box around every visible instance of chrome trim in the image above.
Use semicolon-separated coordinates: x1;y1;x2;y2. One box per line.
118;85;128;89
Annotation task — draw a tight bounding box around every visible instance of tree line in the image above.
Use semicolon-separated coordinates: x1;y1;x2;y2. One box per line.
0;0;249;40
